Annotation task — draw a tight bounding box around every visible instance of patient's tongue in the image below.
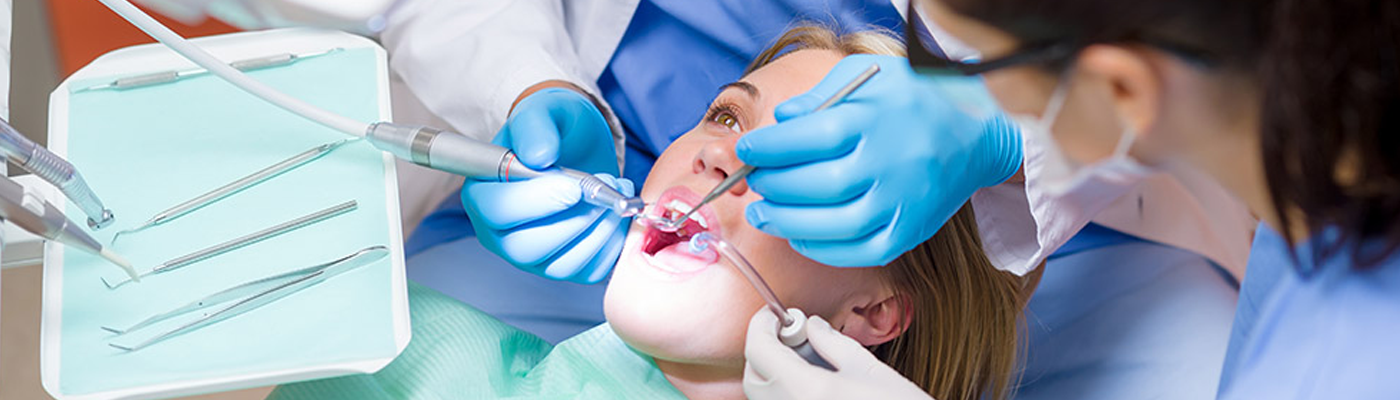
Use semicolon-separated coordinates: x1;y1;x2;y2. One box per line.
653;239;719;272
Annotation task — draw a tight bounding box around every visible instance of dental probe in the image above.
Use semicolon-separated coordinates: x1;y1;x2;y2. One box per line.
0;175;136;280
0;117;115;229
78;48;343;92
664;64;882;230
689;232;837;371
103;200;358;289
112;138;357;244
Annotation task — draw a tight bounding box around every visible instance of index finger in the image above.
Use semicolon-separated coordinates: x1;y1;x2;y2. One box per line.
734;104;868;168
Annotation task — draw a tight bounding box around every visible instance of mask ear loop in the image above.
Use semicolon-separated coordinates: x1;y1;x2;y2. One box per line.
1110;121;1140;159
1042;66;1142;163
1038;67;1075;136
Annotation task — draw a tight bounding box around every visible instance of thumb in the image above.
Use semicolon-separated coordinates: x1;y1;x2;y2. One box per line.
503;90;586;169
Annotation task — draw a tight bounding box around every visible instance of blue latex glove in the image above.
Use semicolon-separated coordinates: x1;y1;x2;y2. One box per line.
736;55;1022;267
461;87;629;283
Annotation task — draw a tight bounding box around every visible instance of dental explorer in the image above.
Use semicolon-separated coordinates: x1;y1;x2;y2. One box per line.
0;175;136;279
688;232;837;371
79;48;343;92
99;0;645;220
662;64;882;231
112;138;357;243
103;200;358;289
0;117;115;229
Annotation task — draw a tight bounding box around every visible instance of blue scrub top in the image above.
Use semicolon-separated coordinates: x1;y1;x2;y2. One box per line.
1019;224;1237;400
407;0;905;255
1219;223;1400;398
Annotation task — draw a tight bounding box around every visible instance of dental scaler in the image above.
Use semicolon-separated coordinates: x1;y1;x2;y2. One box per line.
688;232;837;371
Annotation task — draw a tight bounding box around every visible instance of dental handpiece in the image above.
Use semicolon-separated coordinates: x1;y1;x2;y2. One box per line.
0;175;136;280
689;232;837;371
363;123;645;217
0;117;114;229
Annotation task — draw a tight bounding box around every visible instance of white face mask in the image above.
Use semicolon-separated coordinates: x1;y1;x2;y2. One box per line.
1011;77;1155;196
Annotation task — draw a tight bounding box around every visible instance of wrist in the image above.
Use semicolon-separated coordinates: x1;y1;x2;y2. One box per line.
510;80;588;113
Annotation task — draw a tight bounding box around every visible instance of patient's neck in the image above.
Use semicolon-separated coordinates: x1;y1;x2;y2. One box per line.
655;359;744;400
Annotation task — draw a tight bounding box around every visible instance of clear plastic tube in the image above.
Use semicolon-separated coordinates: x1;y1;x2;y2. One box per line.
689;232;794;326
689;232;836;371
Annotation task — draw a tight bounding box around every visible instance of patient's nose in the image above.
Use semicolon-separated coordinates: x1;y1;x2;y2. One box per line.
692;135;748;196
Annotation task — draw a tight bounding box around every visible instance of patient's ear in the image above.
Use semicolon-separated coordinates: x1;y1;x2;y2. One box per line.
836;294;911;346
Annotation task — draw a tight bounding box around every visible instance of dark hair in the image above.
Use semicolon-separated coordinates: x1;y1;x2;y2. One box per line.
940;0;1400;268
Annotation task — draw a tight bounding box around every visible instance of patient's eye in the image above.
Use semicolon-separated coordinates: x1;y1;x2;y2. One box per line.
705;104;744;133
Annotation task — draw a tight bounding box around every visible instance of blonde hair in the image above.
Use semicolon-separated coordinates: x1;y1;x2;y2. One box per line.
745;26;1034;400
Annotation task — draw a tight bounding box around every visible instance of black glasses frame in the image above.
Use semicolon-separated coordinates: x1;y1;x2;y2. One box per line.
905;5;1216;76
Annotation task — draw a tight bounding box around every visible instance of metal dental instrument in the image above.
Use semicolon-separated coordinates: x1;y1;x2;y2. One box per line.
0;117;115;229
78;48;344;92
103;245;389;351
102;200;358;289
0;175;136;279
112;138;358;244
663;64;881;230
688;232;836;371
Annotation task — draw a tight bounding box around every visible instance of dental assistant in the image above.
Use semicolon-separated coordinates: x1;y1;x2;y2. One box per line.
748;0;1400;398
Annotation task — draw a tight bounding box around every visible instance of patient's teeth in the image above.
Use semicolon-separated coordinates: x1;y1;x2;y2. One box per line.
664;199;709;229
692;214;709;229
666;200;693;214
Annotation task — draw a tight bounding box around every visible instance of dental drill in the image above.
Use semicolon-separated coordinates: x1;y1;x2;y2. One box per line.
97;0;645;220
0;117;115;229
364;123;645;217
688;232;837;371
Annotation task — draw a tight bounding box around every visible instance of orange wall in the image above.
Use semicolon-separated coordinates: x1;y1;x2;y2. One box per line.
46;0;239;76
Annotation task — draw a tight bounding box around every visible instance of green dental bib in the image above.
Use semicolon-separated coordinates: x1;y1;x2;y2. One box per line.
269;283;686;399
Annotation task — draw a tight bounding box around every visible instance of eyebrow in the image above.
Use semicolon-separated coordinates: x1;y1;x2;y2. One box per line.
718;81;760;99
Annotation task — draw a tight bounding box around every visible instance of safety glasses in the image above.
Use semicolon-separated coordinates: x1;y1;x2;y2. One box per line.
904;3;1215;76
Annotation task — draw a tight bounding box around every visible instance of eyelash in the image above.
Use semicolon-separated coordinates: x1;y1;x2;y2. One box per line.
705;103;744;133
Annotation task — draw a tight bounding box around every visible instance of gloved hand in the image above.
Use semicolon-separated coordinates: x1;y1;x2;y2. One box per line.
461;87;629;283
743;309;933;400
736;54;1022;267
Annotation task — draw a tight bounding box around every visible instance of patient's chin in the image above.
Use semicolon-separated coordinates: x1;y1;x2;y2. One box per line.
604;288;744;368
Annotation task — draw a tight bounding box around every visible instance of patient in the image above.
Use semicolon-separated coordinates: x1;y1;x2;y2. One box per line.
270;26;1033;400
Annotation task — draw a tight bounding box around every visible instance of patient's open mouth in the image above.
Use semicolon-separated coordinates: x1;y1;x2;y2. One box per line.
639;187;721;275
